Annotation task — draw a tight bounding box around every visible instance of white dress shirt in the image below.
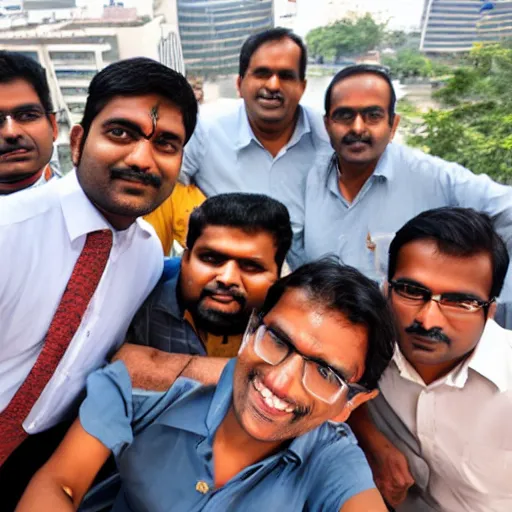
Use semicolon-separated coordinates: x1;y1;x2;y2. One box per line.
0;171;163;433
379;319;512;512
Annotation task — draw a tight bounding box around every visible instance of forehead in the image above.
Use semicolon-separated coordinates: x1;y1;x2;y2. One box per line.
247;38;302;73
192;225;277;259
394;239;493;297
266;289;368;380
91;94;186;141
0;78;42;109
330;73;391;111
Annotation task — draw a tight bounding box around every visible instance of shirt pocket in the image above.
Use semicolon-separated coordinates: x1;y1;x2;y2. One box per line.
461;443;512;498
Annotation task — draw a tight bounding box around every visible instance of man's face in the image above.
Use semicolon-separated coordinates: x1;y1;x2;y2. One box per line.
324;74;400;168
237;38;306;130
180;226;279;336
71;94;186;230
0;79;57;192
390;239;493;377
232;288;372;442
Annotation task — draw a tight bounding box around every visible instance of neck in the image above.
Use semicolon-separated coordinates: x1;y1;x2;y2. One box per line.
0;166;46;195
95;205;135;231
248;112;299;158
413;355;469;386
213;406;283;487
336;156;379;203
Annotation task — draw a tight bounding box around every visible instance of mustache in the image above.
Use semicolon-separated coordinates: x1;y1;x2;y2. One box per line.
405;321;451;344
341;133;372;146
110;167;161;188
200;283;247;304
0;141;34;156
257;89;284;103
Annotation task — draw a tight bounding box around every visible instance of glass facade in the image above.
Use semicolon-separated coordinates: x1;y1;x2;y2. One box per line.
178;0;273;75
421;0;512;52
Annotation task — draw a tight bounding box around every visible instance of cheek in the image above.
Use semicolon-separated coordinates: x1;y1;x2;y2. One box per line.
155;153;183;183
242;274;276;303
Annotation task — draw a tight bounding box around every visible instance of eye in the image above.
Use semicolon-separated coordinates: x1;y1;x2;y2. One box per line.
199;253;223;265
332;110;355;123
252;69;272;79
107;127;130;140
441;297;481;311
314;363;338;384
155;138;180;154
366;111;385;122
396;283;427;300
267;330;288;350
15;110;43;122
239;261;264;273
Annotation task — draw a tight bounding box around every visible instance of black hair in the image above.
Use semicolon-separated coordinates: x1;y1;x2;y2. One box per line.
239;27;307;81
186;193;292;273
80;57;197;143
388;207;510;299
0;50;53;114
261;257;397;389
324;64;396;125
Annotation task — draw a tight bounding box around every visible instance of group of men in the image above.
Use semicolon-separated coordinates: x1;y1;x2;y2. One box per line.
1;25;511;512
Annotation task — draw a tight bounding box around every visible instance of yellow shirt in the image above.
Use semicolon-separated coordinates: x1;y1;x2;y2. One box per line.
144;183;206;255
184;311;243;358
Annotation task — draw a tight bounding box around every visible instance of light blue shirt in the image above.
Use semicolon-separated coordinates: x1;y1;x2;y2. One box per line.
80;360;375;512
290;143;512;326
180;100;330;233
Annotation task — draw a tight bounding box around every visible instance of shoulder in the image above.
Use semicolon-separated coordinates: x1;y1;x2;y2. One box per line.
196;100;243;136
134;219;165;258
0;177;60;228
307;150;336;185
301;423;375;509
301;105;330;148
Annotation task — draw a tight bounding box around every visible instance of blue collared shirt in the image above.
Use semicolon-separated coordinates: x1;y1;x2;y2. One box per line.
180;100;331;233
289;143;512;325
80;360;375;512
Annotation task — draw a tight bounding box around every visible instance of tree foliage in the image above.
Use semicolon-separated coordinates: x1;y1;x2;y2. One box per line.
382;49;451;79
409;43;512;184
306;14;386;61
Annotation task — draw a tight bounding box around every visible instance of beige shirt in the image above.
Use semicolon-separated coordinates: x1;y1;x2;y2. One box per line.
379;319;512;512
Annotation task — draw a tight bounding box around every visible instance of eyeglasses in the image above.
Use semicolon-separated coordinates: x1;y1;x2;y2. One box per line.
389;280;495;314
242;312;367;404
329;107;386;125
0;106;47;127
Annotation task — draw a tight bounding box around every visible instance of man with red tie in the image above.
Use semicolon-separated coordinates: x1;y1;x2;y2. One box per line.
0;57;198;508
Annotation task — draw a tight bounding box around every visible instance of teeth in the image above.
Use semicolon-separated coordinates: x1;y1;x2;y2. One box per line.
254;377;294;413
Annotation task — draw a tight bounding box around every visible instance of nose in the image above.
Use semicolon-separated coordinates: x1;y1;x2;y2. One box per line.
351;113;366;134
122;139;154;172
414;299;446;330
0;115;22;141
217;260;242;288
265;73;281;91
265;353;303;398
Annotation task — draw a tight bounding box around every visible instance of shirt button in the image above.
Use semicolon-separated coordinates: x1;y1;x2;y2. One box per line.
196;481;210;494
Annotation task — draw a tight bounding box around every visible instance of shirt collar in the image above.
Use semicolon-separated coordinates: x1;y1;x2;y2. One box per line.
393;319;512;392
59;170;154;255
236;103;311;152
152;271;183;320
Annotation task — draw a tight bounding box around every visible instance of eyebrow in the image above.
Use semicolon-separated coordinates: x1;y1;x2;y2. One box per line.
267;321;352;381
102;118;183;143
333;106;385;114
196;247;268;267
394;277;486;301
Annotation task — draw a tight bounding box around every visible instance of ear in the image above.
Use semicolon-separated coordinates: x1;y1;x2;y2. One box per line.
70;124;85;167
330;389;379;424
323;114;330;132
236;75;242;98
299;78;307;98
487;300;497;320
48;113;58;142
390;114;401;140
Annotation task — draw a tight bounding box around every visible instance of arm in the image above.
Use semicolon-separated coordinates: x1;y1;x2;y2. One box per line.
16;421;110;512
113;343;228;390
340;489;387;512
348;405;414;507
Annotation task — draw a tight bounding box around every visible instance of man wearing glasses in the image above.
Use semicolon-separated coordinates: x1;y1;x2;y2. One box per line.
288;64;512;328
349;208;512;512
0;51;61;195
18;259;396;511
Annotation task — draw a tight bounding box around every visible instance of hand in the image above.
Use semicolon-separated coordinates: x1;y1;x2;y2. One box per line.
366;439;415;508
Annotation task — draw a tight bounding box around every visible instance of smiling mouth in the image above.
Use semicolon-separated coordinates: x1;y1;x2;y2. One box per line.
256;96;284;109
0;148;32;161
252;376;295;415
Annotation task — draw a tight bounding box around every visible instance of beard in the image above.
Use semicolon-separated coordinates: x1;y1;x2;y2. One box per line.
191;300;251;336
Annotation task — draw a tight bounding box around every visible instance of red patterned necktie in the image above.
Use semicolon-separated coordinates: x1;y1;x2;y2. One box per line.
0;229;113;466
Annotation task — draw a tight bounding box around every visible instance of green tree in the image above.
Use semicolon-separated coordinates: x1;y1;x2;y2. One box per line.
306;14;386;61
408;42;512;184
382;49;433;79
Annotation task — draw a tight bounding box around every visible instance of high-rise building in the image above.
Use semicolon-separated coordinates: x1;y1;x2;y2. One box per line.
421;0;512;53
176;0;273;76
